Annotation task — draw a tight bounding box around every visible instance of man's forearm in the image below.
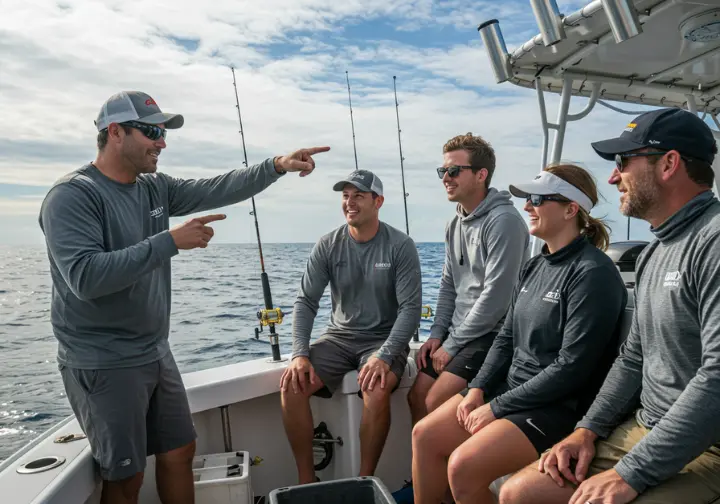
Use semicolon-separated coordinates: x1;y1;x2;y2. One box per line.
168;158;284;216
576;351;643;438
291;299;317;359
376;305;420;363
429;276;455;340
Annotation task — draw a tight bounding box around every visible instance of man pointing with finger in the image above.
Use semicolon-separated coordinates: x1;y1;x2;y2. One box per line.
38;90;330;504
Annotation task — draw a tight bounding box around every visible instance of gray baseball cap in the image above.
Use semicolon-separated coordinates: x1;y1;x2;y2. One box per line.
94;91;184;131
333;170;383;196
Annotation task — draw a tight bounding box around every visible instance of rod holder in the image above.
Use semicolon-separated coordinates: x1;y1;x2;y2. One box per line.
529;0;567;46
602;0;643;43
220;406;232;452
266;333;287;363
478;19;512;83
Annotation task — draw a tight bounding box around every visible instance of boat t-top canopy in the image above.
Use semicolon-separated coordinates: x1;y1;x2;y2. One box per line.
477;0;720;253
478;0;720;181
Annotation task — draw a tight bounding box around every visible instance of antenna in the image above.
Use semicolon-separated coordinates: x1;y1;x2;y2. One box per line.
346;70;359;171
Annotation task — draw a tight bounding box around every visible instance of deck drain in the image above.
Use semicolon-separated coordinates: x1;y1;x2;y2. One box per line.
16;456;66;474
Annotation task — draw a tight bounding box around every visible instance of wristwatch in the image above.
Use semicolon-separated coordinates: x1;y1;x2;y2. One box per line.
273;156;286;174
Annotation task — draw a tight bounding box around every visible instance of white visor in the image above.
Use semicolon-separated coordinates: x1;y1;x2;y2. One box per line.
509;171;593;212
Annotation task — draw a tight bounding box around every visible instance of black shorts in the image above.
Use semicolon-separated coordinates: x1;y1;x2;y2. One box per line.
419;336;495;383
502;404;580;455
460;383;580;455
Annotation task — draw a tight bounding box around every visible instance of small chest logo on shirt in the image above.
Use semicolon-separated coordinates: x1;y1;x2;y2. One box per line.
542;289;561;304
374;262;391;269
149;206;164;218
663;271;681;288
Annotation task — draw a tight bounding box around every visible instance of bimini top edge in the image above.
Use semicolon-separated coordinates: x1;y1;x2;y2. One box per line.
479;0;720;115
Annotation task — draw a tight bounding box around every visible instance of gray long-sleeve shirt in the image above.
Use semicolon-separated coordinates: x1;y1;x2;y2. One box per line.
577;191;720;494
39;158;283;369
428;189;529;357
469;236;627;418
291;222;422;365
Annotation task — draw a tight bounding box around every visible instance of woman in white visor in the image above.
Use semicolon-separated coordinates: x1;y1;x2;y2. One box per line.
411;163;628;504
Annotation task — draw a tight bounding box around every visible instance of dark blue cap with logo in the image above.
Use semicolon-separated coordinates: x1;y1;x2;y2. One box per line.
333;169;384;196
591;108;717;165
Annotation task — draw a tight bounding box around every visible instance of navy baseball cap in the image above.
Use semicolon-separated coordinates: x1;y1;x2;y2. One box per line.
94;91;184;131
591;108;717;165
333;170;383;196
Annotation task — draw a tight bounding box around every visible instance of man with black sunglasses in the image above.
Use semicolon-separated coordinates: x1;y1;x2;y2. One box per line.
38;90;330;504
501;108;720;504
406;132;529;428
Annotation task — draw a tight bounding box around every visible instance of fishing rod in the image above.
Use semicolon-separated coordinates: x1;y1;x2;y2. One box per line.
346;70;359;171
392;76;433;341
230;66;284;363
393;76;410;236
626;215;631;241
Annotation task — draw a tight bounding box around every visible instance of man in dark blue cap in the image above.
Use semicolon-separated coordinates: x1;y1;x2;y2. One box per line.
500;107;720;504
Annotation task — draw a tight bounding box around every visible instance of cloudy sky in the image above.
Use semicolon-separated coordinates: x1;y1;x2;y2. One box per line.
2;0;664;246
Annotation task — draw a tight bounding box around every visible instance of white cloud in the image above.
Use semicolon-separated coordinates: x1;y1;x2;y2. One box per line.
0;196;45;216
1;0;659;246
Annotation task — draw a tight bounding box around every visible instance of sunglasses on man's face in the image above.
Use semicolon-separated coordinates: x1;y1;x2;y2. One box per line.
525;194;571;207
436;165;473;179
121;121;167;141
613;151;684;172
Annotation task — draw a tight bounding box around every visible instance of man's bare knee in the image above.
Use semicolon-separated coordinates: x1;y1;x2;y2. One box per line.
281;377;325;404
157;440;195;465
363;386;392;412
498;476;526;504
499;467;548;504
104;472;144;500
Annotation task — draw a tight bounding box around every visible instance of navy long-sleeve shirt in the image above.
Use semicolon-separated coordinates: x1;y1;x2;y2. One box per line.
470;235;627;418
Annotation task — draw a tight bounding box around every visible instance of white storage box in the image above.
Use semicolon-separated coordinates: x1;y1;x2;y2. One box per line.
192;451;252;504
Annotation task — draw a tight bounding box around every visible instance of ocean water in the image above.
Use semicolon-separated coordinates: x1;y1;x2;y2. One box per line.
0;242;444;463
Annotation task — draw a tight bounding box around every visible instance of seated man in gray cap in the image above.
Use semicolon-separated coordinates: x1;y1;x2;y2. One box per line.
280;169;423;484
39;90;330;504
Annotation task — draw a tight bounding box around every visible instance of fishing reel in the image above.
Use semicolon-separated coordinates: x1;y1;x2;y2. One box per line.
421;305;434;318
254;307;287;363
254;307;284;339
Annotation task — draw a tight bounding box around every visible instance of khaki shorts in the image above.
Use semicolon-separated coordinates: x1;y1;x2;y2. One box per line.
584;415;720;503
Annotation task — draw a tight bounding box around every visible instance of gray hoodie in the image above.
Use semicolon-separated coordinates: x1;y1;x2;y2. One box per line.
429;188;529;357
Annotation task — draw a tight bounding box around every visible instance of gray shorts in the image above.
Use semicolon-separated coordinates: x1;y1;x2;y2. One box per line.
59;351;196;481
308;334;409;398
